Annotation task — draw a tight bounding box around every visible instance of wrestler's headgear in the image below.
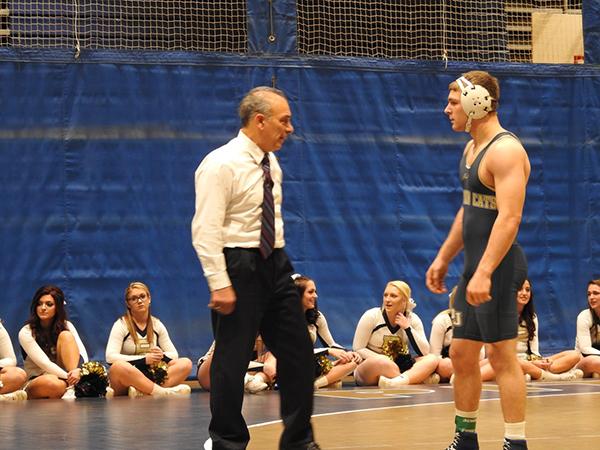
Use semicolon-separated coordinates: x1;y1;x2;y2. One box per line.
456;76;494;132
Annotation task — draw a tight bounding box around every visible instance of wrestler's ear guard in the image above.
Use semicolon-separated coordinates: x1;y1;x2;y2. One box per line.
456;76;493;132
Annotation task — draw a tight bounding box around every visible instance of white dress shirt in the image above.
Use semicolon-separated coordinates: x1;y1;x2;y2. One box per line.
192;130;285;291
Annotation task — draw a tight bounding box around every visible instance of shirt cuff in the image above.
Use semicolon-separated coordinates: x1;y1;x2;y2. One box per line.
207;271;232;291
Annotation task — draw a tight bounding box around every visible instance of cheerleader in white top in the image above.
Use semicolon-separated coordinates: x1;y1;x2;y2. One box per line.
353;280;439;388
18;285;88;399
294;275;362;389
196;336;277;394
196;341;215;391
430;305;488;382
204;275;363;393
0;321;27;401
430;308;456;381
479;279;582;381
105;281;192;397
575;279;600;377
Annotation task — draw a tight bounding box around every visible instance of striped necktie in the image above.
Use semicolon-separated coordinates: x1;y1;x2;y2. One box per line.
259;153;275;259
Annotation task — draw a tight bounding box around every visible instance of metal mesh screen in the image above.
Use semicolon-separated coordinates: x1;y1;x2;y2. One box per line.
1;0;248;52
0;0;584;62
296;0;583;63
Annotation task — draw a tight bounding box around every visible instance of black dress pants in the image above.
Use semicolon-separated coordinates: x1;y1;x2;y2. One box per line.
208;248;315;450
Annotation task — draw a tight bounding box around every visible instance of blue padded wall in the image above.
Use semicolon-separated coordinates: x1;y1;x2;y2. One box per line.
0;57;599;362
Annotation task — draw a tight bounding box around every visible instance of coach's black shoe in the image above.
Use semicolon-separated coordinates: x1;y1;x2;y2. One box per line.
502;438;528;450
445;431;479;450
305;442;321;450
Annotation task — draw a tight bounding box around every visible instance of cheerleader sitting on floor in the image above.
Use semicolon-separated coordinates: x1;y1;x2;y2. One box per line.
0;320;27;401
18;285;88;399
105;281;192;398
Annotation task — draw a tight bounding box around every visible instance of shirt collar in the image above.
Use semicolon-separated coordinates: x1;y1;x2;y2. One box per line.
238;130;269;165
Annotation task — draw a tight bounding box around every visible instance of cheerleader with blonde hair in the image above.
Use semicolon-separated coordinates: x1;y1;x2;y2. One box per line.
353;280;439;387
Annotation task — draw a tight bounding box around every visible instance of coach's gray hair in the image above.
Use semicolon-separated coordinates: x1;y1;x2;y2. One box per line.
239;86;287;127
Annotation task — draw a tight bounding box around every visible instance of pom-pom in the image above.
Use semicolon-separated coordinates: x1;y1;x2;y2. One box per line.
382;335;408;361
314;354;334;377
75;361;109;398
141;361;169;386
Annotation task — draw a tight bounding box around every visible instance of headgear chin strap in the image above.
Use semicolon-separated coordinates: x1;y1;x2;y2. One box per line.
456;76;493;132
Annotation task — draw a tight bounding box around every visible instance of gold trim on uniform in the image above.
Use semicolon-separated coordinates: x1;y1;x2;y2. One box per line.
463;189;497;210
135;339;151;355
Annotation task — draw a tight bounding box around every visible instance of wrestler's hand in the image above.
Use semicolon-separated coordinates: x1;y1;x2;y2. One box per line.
208;286;237;315
426;257;449;294
466;270;492;305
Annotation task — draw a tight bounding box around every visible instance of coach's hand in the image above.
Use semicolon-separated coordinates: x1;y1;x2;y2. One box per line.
466;270;492;305
208;286;237;315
